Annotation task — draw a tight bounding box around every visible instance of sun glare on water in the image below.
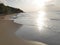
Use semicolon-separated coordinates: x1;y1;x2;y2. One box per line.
36;0;51;31
37;11;46;31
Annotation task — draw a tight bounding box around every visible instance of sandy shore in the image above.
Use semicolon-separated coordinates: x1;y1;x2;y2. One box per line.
0;20;47;45
0;13;18;20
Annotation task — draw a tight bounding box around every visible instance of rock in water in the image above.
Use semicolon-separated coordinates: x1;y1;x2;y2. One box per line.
0;3;24;15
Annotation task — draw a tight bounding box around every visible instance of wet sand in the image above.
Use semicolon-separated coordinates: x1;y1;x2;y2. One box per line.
0;20;47;45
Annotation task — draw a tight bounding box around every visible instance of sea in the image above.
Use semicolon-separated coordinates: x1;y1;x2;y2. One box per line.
11;5;60;45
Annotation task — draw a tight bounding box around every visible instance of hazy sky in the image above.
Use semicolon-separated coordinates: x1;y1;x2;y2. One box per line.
1;0;42;12
0;0;60;12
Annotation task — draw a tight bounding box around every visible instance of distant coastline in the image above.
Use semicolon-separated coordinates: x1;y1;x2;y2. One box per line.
0;3;24;16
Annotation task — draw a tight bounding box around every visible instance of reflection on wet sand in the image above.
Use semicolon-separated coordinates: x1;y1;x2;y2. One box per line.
0;20;47;45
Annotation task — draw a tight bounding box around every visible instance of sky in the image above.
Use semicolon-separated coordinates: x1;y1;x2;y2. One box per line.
0;0;60;12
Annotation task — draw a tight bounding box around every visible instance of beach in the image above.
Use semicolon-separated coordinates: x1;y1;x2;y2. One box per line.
0;20;47;45
0;1;60;45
